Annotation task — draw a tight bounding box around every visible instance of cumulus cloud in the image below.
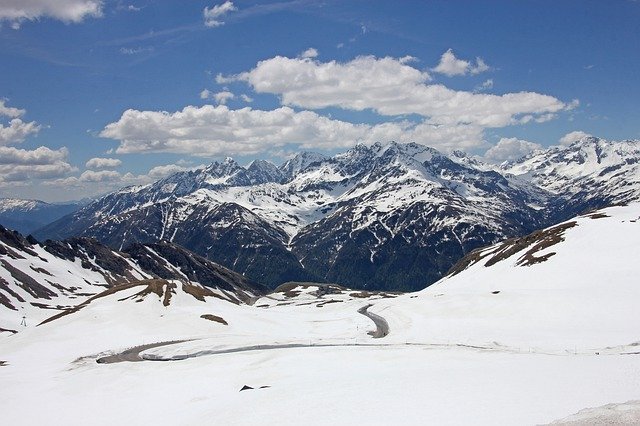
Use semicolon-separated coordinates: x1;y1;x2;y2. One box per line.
0;101;74;185
0;100;25;118
0;100;41;145
0;0;103;29
77;169;121;182
147;164;190;179
0;118;41;145
559;130;592;146
240;94;253;103
219;54;569;128
85;157;122;170
300;48;318;59
203;1;236;27
100;104;485;156
483;137;542;163
200;89;235;105
432;49;490;76
0;146;74;183
474;79;493;92
0;145;68;165
213;91;234;105
43;163;201;192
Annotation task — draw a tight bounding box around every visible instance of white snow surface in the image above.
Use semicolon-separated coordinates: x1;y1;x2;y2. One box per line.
1;203;640;425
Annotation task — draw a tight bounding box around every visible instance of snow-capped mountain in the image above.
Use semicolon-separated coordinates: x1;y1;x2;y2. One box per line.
0;225;265;333
34;137;640;291
0;198;79;235
501;136;640;220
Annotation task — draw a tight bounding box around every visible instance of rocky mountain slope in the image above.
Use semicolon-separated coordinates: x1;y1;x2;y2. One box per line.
0;198;79;235
35;137;640;291
0;226;264;333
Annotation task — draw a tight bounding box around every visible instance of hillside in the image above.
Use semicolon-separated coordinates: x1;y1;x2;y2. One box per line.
0;204;638;425
0;226;264;333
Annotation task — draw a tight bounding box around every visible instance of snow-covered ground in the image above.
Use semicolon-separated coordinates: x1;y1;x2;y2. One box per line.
1;204;639;425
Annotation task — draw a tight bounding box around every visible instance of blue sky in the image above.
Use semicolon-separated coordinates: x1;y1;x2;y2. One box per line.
0;0;639;201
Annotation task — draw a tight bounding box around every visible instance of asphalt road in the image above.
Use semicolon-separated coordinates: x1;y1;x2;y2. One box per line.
97;304;390;363
96;340;191;364
357;304;390;338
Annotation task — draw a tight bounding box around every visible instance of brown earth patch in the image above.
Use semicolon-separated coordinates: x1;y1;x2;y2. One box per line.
182;282;235;304
316;299;342;307
587;213;609;219
448;221;578;276
39;279;173;325
200;314;228;325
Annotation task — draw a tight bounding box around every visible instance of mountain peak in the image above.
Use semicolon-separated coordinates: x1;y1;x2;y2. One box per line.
279;151;327;179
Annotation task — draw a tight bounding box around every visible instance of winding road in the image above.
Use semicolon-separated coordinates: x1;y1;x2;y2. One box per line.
96;340;191;364
97;304;389;364
357;304;390;338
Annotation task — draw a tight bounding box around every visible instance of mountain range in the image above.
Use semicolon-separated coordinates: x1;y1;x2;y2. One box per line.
33;136;640;291
0;199;80;235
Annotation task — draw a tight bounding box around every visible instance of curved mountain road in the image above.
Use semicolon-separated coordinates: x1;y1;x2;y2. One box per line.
358;304;389;338
96;340;191;364
96;305;389;364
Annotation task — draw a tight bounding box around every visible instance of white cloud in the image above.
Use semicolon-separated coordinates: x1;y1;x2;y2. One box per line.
203;1;236;27
472;57;490;75
213;90;234;105
120;46;154;55
0;0;103;28
220;54;569;128
0;146;74;183
300;48;318;59
100;104;485;156
474;79;494;92
0;100;25;118
148;164;190;179
85;157;122;170
77;169;121;182
0;145;68;165
43;163;201;192
201;89;235;104
432;49;490;76
483;137;542;163
116;3;141;12
559;130;593;146
0;119;42;145
240;94;253;103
